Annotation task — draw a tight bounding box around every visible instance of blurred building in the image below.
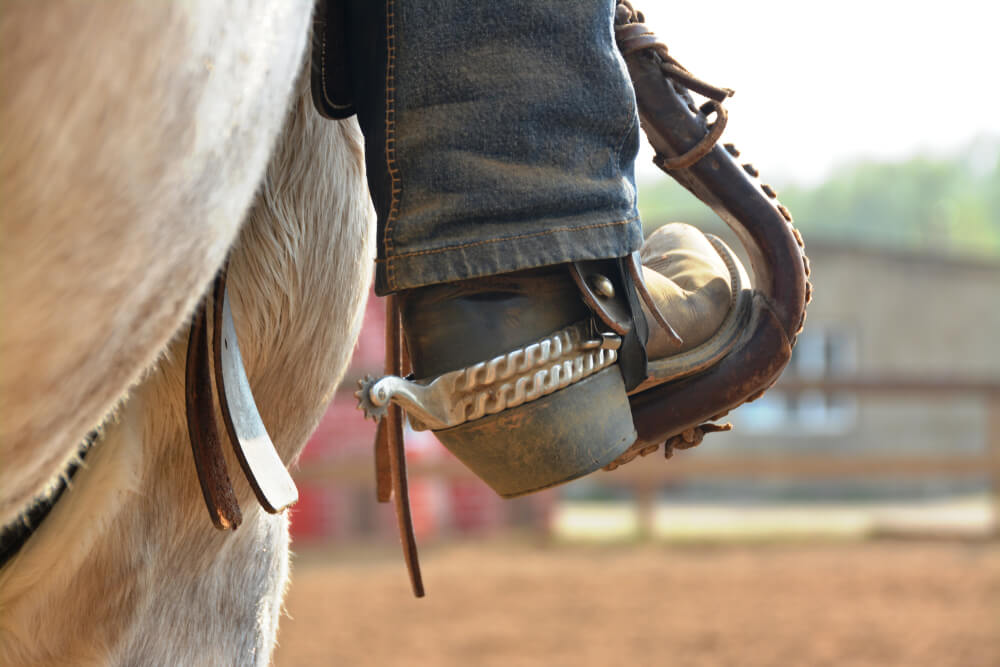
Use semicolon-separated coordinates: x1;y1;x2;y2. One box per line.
649;239;1000;504
729;242;1000;453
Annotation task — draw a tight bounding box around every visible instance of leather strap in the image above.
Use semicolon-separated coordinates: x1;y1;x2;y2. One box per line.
185;267;300;529
616;255;650;392
569;259;632;336
568;258;652;391
374;295;424;597
374;420;393;503
310;0;356;119
626;250;682;343
614;0;809;447
185;290;242;531
569;255;656;391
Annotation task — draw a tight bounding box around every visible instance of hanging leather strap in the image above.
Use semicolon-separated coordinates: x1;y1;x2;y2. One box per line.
373;300;395;502
374;421;393;503
374;295;424;597
185;291;242;531
310;0;356;119
185;266;299;529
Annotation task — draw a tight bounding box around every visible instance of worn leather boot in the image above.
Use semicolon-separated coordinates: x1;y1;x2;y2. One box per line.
315;0;808;599
328;0;656;495
397;265;633;497
361;222;739;497
323;0;803;499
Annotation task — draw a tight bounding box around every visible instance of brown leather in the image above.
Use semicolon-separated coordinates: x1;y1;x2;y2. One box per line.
399;266;589;379
631;300;793;444
374;420;393;503
568;259;633;336
615;12;806;335
380;295;424;597
614;0;810;449
311;0;356;119
185;293;242;531
185;267;300;529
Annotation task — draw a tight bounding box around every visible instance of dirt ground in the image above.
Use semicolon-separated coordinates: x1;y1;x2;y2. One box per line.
274;540;1000;666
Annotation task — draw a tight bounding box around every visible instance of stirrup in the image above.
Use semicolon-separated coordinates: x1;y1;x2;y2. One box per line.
351;0;811;598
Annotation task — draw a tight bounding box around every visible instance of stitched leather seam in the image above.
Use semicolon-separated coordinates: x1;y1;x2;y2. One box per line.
376;216;639;261
320;26;331;105
319;32;343;109
318;14;352;110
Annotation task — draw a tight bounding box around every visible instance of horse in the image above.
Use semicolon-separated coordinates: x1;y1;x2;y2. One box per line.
0;2;814;662
0;3;372;663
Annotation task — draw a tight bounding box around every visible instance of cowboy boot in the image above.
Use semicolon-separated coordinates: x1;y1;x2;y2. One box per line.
329;0;653;495
383;221;739;497
327;0;807;498
317;1;807;599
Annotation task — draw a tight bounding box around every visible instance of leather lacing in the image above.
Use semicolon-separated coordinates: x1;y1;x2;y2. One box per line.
614;0;733;170
605;0;813;472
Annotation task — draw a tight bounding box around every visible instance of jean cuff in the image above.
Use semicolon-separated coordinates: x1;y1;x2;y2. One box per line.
376;211;643;293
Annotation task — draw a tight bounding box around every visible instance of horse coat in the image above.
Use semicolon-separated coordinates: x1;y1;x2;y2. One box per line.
0;3;373;663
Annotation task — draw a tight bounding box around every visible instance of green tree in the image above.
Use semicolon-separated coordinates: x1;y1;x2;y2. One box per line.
638;140;1000;258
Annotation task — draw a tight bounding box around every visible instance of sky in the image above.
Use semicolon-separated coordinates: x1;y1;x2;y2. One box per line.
631;0;998;186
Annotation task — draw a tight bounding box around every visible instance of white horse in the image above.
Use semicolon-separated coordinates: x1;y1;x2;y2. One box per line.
0;3;372;663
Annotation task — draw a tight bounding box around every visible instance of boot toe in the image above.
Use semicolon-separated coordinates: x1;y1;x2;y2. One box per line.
640;223;734;359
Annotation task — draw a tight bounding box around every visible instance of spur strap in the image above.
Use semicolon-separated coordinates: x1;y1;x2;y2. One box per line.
185;288;243;531
373;295;425;597
185;267;298;530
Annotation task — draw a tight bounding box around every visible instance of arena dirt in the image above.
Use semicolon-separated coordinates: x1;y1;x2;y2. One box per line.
275;541;999;666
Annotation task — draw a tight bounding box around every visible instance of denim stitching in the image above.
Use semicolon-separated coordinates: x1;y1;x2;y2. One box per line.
383;0;401;291
377;216;639;261
380;4;638;289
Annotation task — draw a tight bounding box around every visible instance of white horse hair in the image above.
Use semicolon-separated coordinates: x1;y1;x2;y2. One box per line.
0;2;373;663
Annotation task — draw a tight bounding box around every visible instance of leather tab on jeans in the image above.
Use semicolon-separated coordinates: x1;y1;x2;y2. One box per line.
185;297;242;531
311;0;356;119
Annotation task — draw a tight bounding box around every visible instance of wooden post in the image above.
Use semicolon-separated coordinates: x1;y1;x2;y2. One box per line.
635;480;656;541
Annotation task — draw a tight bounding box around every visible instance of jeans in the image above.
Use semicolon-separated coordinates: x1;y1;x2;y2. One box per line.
348;0;643;295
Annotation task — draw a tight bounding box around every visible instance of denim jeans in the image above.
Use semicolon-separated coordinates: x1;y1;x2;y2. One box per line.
348;0;643;294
